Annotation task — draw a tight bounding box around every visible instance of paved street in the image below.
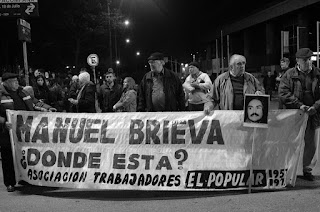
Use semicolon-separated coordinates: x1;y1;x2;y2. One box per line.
0;158;319;212
0;99;319;212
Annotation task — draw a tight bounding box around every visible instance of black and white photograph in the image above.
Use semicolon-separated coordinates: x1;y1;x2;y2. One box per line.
1;0;320;212
243;94;270;128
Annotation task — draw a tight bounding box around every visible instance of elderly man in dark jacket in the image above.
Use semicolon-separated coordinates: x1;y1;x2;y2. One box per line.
137;52;185;112
279;48;320;181
0;73;44;192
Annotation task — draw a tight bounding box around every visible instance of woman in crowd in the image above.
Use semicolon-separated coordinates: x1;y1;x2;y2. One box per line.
113;77;137;112
32;75;51;105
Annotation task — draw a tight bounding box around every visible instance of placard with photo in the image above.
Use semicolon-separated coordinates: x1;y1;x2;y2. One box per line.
243;94;270;128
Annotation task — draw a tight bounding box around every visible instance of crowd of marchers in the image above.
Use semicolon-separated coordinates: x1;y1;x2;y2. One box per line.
0;48;319;192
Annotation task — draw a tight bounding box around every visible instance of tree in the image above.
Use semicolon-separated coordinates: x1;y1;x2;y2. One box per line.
51;0;110;68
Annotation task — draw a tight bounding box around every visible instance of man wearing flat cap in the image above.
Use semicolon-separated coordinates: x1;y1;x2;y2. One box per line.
0;72;55;192
279;48;320;181
137;52;185;112
183;61;213;111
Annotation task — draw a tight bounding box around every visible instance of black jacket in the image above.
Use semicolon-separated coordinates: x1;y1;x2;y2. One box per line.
137;68;185;112
77;82;96;113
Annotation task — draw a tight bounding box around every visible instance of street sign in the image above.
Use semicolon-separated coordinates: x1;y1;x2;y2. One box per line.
0;0;39;17
87;54;99;67
17;18;31;42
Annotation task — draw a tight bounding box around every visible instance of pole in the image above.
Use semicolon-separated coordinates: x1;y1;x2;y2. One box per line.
227;34;230;64
22;41;29;86
317;21;319;68
297;26;300;51
248;128;256;193
175;59;178;73
281;31;284;59
114;29;118;76
221;30;224;73
91;66;101;112
171;56;174;70
107;0;112;66
216;39;219;59
92;66;97;84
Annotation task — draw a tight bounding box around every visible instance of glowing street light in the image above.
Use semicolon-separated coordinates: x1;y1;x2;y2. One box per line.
126;38;130;43
136;51;140;56
116;60;120;65
124;19;130;26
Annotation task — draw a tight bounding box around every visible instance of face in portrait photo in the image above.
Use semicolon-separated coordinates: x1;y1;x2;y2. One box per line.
243;94;269;128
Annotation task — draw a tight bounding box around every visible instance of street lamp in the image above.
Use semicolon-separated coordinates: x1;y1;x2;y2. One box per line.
116;60;120;65
126;38;130;43
136;51;140;56
124;19;130;26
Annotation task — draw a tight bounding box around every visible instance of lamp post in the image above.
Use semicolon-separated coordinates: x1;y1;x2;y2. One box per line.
107;0;112;66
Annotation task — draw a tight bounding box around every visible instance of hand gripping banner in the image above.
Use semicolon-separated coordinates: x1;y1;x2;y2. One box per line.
6;109;307;191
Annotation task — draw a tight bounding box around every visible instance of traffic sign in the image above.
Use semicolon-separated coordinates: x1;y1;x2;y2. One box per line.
17;18;31;42
0;0;39;17
87;54;99;67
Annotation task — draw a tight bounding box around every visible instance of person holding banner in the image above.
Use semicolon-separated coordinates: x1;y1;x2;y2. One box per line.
204;54;264;113
279;48;320;181
137;52;185;112
0;73;37;192
68;71;96;113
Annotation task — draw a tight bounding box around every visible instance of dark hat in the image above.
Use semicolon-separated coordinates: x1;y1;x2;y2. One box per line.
188;61;200;69
148;52;164;61
295;48;313;59
2;72;19;81
106;68;115;75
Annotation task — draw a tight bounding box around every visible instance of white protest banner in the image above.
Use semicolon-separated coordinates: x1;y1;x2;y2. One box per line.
7;109;307;191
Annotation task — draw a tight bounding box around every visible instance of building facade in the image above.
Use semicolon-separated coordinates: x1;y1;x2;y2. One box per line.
202;0;320;78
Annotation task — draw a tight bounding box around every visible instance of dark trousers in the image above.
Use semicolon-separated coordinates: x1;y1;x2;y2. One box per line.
303;118;318;173
188;103;204;111
265;88;273;99
0;145;16;187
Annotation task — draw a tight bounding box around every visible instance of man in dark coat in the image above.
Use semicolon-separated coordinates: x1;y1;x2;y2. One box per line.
277;57;290;109
99;69;122;112
263;71;275;100
279;48;320;181
137;52;185;112
0;73;34;192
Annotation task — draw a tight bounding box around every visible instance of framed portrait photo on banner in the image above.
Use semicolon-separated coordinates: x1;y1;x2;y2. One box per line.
243;94;270;128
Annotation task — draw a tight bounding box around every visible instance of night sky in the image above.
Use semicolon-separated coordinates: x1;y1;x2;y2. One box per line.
0;0;282;78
